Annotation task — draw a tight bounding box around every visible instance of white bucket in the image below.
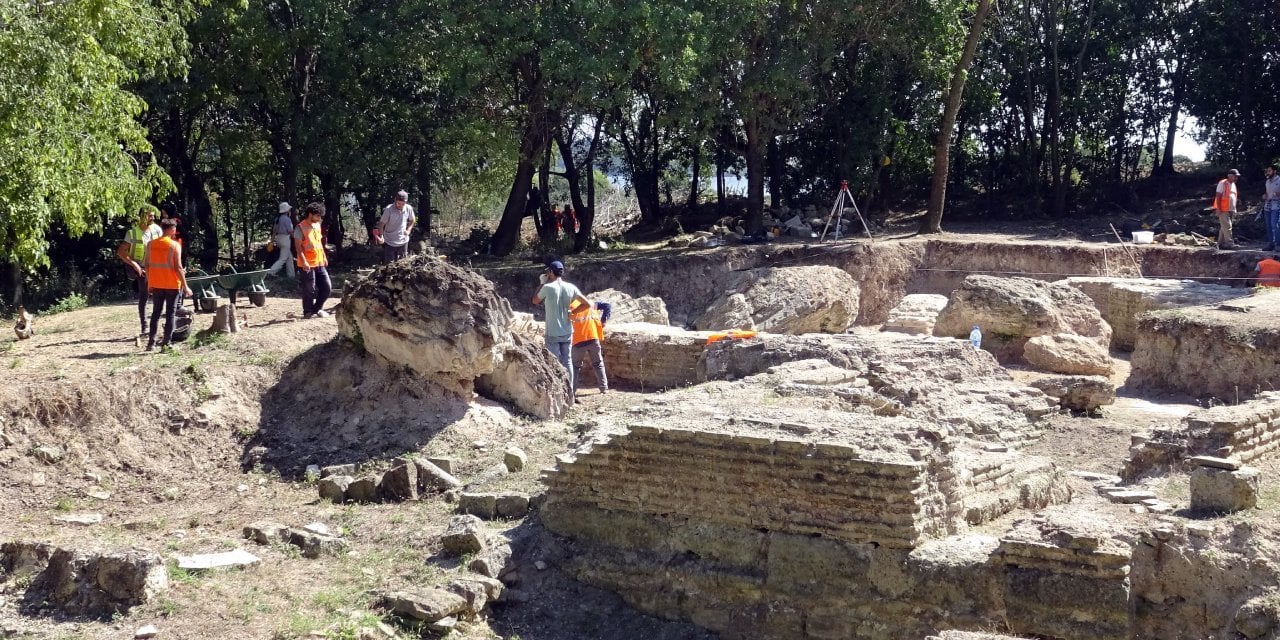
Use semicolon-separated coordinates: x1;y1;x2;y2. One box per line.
1131;231;1154;244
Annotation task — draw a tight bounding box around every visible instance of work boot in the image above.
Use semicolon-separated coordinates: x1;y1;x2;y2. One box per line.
145;340;155;352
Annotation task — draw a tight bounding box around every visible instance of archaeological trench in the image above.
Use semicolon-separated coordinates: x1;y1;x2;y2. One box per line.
6;236;1280;639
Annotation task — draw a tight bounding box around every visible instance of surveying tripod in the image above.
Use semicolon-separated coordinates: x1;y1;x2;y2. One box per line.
819;180;874;242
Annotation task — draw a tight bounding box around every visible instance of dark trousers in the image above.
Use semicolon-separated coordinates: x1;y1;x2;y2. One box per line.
148;289;180;345
135;276;149;333
382;243;409;264
299;266;332;316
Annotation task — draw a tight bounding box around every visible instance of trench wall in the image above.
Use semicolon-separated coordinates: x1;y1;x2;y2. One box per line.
481;238;1258;330
1130;304;1280;400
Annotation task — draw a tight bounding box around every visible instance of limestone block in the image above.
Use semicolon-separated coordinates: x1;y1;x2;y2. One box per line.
415;457;462;491
345;475;380;503
693;266;859;334
503;447;527;472
882;294;950;335
380;588;469;622
458;492;498;519
1023;334;1114;376
441;515;487;555
1028;375;1115;412
1061;277;1239;351
1190;465;1259;513
587;288;670;325
378;460;418;502
934;275;1111;357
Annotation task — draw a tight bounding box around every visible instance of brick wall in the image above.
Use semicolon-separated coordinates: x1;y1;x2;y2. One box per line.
600;323;712;390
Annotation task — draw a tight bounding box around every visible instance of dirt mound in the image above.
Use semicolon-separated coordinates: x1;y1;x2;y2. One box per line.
254;340;519;475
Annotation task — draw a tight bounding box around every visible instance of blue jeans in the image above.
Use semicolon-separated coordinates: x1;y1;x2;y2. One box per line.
545;335;574;396
1265;200;1280;247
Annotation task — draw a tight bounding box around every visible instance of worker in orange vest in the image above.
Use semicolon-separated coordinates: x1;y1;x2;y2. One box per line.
1256;255;1280;288
144;219;192;352
292;202;332;319
569;299;612;398
1212;169;1240;249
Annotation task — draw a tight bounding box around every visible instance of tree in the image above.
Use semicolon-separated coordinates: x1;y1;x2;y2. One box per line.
0;0;184;285
920;0;995;234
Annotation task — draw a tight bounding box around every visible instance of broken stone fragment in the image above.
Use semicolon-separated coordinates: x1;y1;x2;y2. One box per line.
176;549;260;571
320;464;356;478
134;624;159;639
287;529;350;559
32;445;65;464
380;589;469;623
1189;455;1241;471
345;475;380;503
317;475;353;503
242;521;290;545
378;460;418;502
503;447;527;472
468;543;513;579
494;493;530;519
54;513;103;526
441;515;487;555
414;457;462;492
447;575;505;617
425;456;456;474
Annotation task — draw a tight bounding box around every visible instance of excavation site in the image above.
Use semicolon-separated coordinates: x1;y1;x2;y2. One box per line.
4;235;1280;640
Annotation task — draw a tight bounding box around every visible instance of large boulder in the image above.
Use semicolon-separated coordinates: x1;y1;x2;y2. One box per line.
882;294;950;335
934;275;1111;362
1023;334;1114;376
587;288;670;325
338;255;570;418
693;266;858;334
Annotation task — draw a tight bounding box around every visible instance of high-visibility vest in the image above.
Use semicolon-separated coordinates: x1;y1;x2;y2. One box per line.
146;237;182;289
1259;259;1280;287
295;221;328;268
570;304;604;345
1214;179;1237;213
126;224;160;262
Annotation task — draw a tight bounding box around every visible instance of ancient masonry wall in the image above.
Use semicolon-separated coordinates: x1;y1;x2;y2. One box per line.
543;424;962;548
1125;394;1280;478
997;536;1131;640
541;425;1092;640
600;324;711;390
1061;277;1239;351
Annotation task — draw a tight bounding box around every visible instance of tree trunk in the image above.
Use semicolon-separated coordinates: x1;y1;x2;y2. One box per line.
554;131;586;217
415;144;433;239
919;0;994;234
687;136;701;217
744;114;765;233
1157;58;1186;175
165;107;218;269
768;136;783;210
320;172;343;255
491;56;548;257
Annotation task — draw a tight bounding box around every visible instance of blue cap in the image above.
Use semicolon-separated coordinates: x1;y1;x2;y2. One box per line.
547;260;565;275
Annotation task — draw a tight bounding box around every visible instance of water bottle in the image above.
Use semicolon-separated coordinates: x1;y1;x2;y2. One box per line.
969;326;982;350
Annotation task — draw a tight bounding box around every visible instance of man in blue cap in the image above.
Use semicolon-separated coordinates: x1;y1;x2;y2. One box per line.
533;260;591;400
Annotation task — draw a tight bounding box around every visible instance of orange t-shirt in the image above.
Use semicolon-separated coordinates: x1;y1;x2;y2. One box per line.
1258;259;1280;287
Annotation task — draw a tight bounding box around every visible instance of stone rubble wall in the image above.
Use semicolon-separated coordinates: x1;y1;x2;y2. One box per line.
0;541;167;618
960;455;1071;525
995;534;1132;640
1125;394;1280;479
543;424;960;549
882;293;950;335
1061;277;1239;351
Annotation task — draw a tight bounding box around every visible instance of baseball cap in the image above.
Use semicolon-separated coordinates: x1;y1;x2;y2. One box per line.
279;202;292;213
1227;169;1240;176
396;190;409;200
547;260;565;275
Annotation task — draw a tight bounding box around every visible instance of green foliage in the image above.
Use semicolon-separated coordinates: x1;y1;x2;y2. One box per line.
0;0;184;270
42;293;87;315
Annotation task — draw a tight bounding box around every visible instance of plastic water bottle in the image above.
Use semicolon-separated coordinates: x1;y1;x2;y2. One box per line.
969;326;982;350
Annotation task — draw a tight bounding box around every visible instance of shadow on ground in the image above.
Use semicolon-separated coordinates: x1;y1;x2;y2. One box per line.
249;339;470;477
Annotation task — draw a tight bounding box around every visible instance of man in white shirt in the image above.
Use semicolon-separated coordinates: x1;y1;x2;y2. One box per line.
267;202;295;277
116;205;162;341
1263;165;1280;251
374;190;415;263
1212;169;1240;249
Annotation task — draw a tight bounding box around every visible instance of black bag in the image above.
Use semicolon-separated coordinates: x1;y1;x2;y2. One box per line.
171;307;193;343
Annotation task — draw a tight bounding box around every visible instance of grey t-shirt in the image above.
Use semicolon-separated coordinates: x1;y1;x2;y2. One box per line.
379;204;416;247
272;213;294;236
538;280;583;339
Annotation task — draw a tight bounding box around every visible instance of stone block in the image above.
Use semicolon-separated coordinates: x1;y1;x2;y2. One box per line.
503;447;528;472
494;493;530;518
242;521;290;545
426;456;456;474
380;588;469;623
379;460;419;502
317;475;352;503
287;529;350;559
441;515;487;555
1190;466;1259;513
345;475;380;503
415;457;462;491
468;543;513;579
458;492;498;519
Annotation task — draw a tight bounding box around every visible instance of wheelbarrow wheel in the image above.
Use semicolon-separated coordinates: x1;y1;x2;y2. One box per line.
248;292;267;307
198;298;218;313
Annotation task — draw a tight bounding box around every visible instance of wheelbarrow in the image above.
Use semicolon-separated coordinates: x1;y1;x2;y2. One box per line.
186;267;271;313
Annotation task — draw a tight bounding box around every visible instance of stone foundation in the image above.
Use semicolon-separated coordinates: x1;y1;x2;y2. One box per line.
1129;294;1280;400
600;323;714;390
1061;277;1239;351
1124;393;1280;479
